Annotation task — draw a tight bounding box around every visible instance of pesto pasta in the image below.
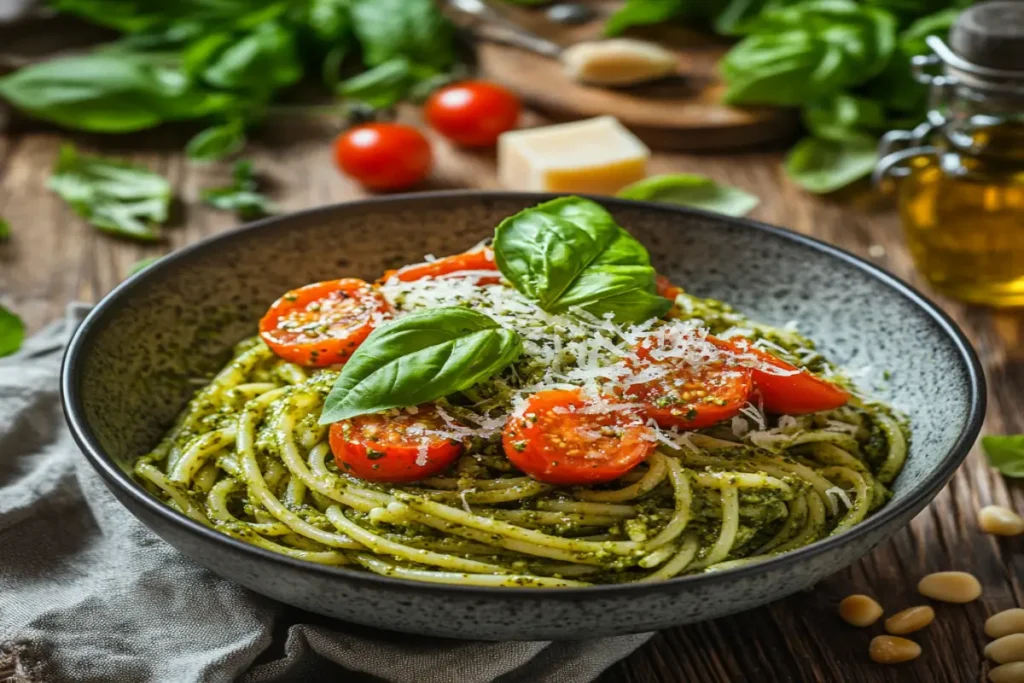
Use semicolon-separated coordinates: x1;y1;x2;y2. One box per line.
134;197;908;587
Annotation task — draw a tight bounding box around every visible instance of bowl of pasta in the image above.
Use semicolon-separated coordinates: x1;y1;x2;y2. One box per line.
61;192;984;640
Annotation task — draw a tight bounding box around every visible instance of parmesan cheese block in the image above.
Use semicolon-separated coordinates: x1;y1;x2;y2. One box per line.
497;116;649;194
562;39;679;86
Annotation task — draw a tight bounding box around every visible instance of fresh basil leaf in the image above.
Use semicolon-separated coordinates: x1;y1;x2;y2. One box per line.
0;54;233;133
721;0;897;107
0;218;9;241
618;174;760;216
494;197;672;324
127;255;160;276
337;57;413;109
350;0;456;69
201;160;277;220
982;436;1024;479
784;134;878;194
803;93;888;142
201;22;302;97
186;119;246;162
604;0;687;36
48;144;171;241
0;304;25;358
899;7;960;54
319;307;522;423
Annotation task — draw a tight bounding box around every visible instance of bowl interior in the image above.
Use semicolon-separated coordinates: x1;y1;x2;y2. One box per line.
72;193;976;527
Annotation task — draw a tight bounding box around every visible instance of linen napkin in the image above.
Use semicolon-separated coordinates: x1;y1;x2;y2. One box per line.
0;306;653;683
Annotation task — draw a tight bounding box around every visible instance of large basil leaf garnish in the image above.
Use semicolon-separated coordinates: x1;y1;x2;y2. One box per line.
493;196;672;324
319;307;522;423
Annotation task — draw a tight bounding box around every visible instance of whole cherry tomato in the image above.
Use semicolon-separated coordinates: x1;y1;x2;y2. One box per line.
425;81;521;147
333;123;432;191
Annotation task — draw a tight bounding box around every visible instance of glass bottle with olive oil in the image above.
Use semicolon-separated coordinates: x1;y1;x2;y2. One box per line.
876;1;1024;307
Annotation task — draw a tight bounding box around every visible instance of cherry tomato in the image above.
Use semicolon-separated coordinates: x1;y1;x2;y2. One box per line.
330;404;464;482
712;338;850;415
259;279;389;367
502;389;656;485
333;123;432;191
425;81;521;147
622;339;753;430
382;247;501;285
655;274;683;301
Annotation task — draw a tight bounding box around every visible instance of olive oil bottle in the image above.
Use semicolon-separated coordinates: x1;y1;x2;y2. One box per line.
900;122;1024;305
875;1;1024;307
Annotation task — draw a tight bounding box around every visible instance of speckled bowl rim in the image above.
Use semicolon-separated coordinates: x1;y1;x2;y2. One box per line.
61;190;986;603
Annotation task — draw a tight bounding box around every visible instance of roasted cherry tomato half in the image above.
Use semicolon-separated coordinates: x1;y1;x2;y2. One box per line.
381;246;500;285
425;81;521;147
622;338;753;430
333;123;432;191
330;404;464;482
712;338;850;415
502;389;656;485
259;279;389;367
655;274;683;302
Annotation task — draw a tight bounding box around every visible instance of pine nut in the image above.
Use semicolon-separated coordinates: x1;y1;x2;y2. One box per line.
918;571;982;603
990;662;1024;683
986;634;1024;664
869;635;922;664
885;606;935;635
839;594;884;627
988;610;1024;639
979;506;1024;536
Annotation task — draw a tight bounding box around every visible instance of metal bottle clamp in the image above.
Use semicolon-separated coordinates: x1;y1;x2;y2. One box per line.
874;32;1024;186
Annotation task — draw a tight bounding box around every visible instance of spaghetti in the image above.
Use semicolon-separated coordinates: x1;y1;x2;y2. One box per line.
135;198;907;587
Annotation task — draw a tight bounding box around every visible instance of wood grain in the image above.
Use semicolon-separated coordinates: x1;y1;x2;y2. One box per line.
1;115;1020;683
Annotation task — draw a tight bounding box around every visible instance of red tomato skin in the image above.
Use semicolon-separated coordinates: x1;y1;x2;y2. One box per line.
333;123;432;191
329;413;463;483
622;340;753;430
259;279;389;367
655;274;683;301
502;389;655;486
425;81;521;147
384;247;500;285
711;338;850;415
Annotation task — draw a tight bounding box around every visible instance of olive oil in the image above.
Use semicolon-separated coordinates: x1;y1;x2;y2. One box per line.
899;122;1024;306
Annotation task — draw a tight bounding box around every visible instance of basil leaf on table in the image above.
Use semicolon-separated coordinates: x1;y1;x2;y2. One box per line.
319;308;522;423
200;22;302;97
349;0;456;69
803;93;887;142
0;218;9;241
982;436;1024;479
337;57;414;110
0;54;233;133
494;197;672;324
186;119;247;162
127;256;161;277
201;160;277;220
784;134;879;194
604;0;689;36
0;305;25;358
618;174;760;217
721;0;897;107
48;144;171;241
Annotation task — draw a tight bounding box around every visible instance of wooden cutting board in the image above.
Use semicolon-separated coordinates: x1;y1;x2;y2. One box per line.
468;5;798;151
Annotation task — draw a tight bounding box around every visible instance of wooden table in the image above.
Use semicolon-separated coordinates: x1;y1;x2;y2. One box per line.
1;113;1021;683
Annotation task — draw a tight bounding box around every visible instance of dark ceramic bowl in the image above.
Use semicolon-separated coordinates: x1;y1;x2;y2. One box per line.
62;192;985;641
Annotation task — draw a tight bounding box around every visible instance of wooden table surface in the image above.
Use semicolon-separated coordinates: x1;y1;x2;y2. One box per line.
1;112;1021;683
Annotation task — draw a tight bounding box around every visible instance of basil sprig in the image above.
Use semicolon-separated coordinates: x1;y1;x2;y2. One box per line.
319;307;522;423
982;436;1024;479
493;197;672;325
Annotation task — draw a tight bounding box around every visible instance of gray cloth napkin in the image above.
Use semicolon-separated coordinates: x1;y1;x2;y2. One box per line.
0;306;653;683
